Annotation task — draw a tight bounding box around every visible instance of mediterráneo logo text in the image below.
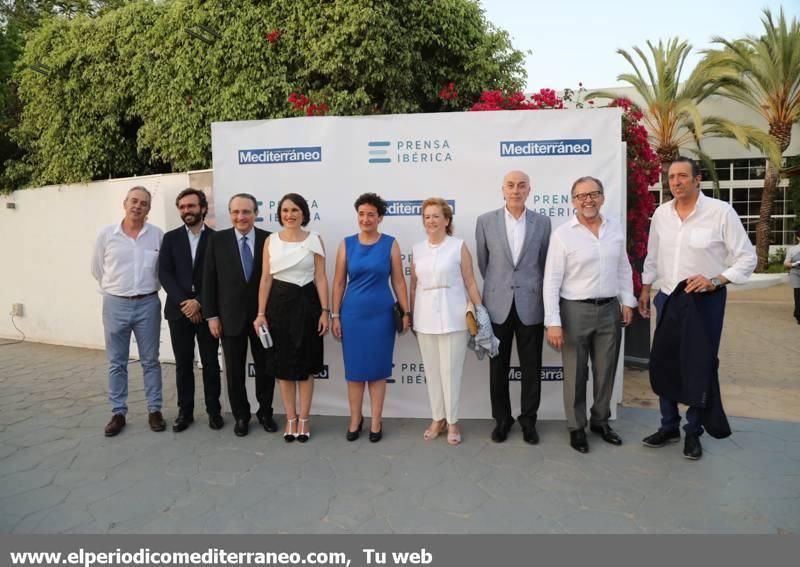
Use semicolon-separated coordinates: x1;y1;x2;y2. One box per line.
238;146;322;165
500;139;592;157
385;200;456;216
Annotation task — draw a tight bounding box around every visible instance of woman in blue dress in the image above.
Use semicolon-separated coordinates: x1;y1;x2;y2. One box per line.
332;193;410;442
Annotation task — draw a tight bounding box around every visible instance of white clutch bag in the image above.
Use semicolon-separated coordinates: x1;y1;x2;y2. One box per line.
258;325;273;349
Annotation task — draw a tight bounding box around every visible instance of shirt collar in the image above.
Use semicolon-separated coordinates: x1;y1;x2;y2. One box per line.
569;214;606;228
114;221;149;236
504;206;527;222
669;190;705;216
185;224;205;236
235;227;255;241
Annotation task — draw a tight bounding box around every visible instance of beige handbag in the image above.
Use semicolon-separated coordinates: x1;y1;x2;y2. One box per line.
466;302;478;337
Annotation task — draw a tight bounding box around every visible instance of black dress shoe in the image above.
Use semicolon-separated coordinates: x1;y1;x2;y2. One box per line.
172;413;194;433
590;424;622;445
234;419;249;437
346;417;364;442
258;414;278;433
491;419;514;443
683;433;703;460
369;428;382;443
569;429;589;453
208;414;224;430
642;429;680;448
521;424;539;445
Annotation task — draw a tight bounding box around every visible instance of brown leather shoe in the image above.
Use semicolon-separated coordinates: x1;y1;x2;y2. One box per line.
148;411;166;432
104;414;126;437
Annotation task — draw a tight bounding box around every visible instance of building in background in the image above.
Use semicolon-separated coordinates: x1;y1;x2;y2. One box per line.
604;87;800;248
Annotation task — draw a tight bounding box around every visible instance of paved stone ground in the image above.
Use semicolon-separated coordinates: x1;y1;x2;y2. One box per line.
1;341;799;534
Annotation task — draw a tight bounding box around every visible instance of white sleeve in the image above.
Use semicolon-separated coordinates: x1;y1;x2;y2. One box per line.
617;233;637;307
542;234;567;327
90;229;107;285
641;213;659;286
720;206;757;284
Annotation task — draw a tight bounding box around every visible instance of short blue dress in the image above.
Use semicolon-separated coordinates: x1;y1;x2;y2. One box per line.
340;234;396;381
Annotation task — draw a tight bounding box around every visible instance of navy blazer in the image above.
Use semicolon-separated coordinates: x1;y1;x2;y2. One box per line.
202;227;270;336
158;224;214;321
649;280;731;439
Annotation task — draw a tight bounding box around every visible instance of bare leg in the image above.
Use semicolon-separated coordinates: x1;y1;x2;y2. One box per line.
347;381;366;431
298;377;315;436
278;379;297;435
368;379;387;433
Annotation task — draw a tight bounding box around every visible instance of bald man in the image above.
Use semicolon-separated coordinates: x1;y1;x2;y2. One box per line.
475;170;551;444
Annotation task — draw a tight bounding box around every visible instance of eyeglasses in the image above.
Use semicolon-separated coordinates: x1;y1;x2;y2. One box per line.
572;191;603;202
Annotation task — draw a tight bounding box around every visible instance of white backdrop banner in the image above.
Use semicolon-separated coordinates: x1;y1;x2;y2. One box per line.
211;108;624;419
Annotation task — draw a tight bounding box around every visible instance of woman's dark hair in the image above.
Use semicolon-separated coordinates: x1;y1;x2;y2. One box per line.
353;192;387;216
276;193;311;226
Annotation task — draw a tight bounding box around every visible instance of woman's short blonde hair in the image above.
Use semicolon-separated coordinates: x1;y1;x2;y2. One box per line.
421;197;454;236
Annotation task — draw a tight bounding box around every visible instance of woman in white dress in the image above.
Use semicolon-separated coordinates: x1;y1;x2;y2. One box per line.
410;198;483;445
254;193;329;443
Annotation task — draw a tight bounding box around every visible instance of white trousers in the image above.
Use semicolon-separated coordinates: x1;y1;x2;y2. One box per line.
416;331;469;424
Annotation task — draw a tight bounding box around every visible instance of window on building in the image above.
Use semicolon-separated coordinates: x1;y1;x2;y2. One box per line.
646;157;795;246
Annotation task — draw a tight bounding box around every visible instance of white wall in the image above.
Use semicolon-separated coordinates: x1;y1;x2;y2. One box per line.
0;173;193;347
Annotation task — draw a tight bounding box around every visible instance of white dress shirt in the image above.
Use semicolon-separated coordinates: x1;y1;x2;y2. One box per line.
504;207;527;265
186;224;205;264
642;192;757;295
543;215;636;327
91;222;163;296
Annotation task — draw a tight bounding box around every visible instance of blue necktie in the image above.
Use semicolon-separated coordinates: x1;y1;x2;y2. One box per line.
240;236;253;281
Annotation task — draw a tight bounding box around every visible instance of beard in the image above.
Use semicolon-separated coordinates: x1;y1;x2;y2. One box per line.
182;213;202;226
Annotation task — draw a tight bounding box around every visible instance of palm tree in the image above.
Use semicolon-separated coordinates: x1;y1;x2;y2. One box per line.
587;38;734;195
703;8;800;272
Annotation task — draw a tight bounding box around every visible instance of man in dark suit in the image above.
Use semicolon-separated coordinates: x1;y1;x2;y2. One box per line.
202;193;277;437
476;170;551;445
158;188;223;432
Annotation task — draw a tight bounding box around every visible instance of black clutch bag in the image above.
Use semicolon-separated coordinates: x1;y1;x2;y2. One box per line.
392;301;404;333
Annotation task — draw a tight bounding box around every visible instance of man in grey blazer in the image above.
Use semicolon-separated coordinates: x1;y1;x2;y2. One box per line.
476;170;551;444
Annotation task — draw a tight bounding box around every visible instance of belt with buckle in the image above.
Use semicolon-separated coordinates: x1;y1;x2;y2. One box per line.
113;291;157;300
576;297;615;305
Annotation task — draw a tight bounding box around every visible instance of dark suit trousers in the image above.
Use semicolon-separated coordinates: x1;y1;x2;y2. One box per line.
168;317;221;417
490;301;544;426
220;327;275;421
654;289;726;436
794;287;800;322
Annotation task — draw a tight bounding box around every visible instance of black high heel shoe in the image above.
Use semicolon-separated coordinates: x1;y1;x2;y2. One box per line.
369;426;382;443
346;417;364;442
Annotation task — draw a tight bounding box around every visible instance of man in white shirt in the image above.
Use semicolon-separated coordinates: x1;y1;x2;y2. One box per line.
91;186;165;437
476;170;551;444
638;157;756;460
544;176;636;453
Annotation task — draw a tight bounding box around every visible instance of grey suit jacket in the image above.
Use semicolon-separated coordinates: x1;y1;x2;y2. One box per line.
475;207;551;326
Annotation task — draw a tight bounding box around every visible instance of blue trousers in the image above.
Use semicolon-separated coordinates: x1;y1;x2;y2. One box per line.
102;294;163;415
653;288;726;437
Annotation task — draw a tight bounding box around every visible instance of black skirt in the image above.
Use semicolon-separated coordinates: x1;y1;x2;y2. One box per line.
267;279;324;380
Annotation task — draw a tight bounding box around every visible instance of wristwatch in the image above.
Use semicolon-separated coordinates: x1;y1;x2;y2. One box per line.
710;277;723;289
